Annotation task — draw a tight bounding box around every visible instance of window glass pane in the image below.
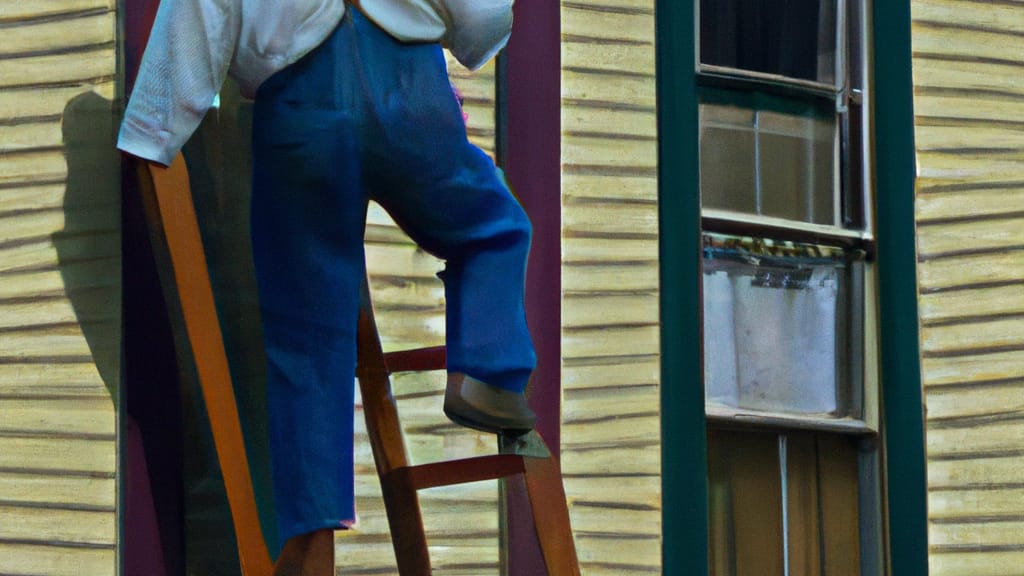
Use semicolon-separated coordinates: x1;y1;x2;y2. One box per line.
700;0;837;85
708;430;784;576
758;111;836;224
817;436;862;575
700;104;757;213
786;435;822;576
703;239;853;416
700;101;836;226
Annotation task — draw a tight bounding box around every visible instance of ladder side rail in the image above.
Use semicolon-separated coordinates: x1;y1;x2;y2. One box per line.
138;156;275;576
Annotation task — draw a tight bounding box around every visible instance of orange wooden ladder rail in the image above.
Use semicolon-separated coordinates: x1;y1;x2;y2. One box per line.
139;153;580;575
138;155;275;575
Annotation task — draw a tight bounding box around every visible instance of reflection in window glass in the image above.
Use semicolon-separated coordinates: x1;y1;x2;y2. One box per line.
700;103;836;226
700;0;838;85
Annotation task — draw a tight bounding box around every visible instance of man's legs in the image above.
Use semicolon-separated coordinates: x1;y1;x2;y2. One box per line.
251;11;366;553
348;9;537;419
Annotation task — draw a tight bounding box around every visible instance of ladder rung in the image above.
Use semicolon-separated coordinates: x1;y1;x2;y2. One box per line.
383;346;447;373
390;454;526;491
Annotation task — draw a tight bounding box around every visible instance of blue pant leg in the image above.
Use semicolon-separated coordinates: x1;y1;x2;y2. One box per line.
250;17;365;545
349;14;536;392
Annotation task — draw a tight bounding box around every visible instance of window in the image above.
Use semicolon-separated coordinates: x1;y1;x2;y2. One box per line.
698;0;881;574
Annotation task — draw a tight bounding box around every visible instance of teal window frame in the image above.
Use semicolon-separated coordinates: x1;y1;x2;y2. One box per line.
656;1;928;574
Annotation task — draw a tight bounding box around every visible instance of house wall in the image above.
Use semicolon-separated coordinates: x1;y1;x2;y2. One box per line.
911;1;1024;574
560;0;663;573
0;1;121;574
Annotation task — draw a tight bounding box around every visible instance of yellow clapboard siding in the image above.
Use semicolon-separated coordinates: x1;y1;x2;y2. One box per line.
926;385;1024;421
0;543;114;576
930;488;1024;519
916;152;1024;183
562;236;657;263
917;252;1024;291
0;472;114;508
0;436;114;474
560;428;660;465
928;455;1024;489
564;105;657;139
3;4;120;574
0;364;107;395
0;83;116;121
562;6;654;44
0;184;68;213
920;285;1024;323
914;125;1024;152
563;293;658;327
917;189;1024;223
913;0;1024;34
562;200;659;236
931;521;1024;548
917;217;1024;257
574;534;660;568
563;134;658;169
0;121;64;153
1;11;115;57
922;351;1024;387
0;0;113;21
0;267;117;302
562;172;656;202
0;210;117;248
0;300;82;330
562;41;654;76
568;502;661;537
0;150;67;186
921;317;1024;355
0;332;110;359
562;69;656;109
0;397;114;436
563;383;660;422
562;355;659;390
564;475;660;509
365;242;443;277
929;552;1024;576
928;422;1024;457
912;25;1024;69
343;542;500;576
560;1;660;570
563;324;659;359
912;58;1024;94
0;48;115;88
0;505;115;545
562;262;659;293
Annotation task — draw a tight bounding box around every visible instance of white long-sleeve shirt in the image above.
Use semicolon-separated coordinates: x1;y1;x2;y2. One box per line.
118;0;513;166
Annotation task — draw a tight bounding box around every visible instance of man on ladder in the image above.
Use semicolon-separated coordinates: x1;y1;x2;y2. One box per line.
120;0;538;573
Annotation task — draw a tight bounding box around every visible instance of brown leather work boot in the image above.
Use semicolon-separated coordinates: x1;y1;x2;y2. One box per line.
444;372;536;435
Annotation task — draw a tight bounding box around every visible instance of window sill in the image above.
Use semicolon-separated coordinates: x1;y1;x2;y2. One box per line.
706;404;877;435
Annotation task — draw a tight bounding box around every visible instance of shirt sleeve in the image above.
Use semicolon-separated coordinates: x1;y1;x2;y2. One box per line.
443;0;514;71
118;0;241;166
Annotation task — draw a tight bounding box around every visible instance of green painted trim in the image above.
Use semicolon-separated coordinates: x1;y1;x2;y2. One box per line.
656;1;709;573
871;1;929;574
699;86;834;118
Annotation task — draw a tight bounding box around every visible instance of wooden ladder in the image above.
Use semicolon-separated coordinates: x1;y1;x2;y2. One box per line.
138;154;580;575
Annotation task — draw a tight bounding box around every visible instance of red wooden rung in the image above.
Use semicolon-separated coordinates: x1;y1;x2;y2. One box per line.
390;454;526;491
383;346;447;374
